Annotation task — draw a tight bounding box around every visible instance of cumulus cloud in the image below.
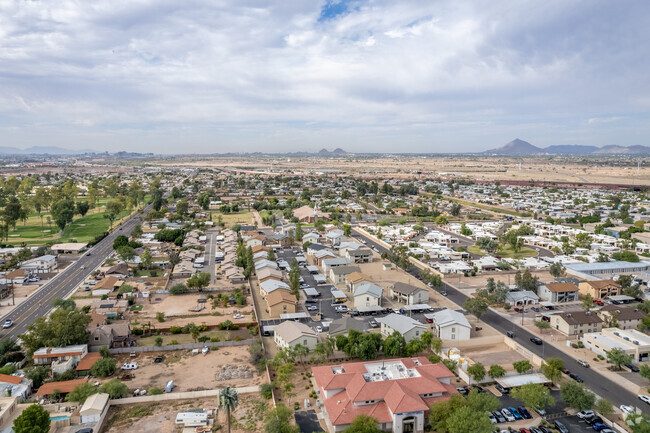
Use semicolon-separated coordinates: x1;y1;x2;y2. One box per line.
0;0;648;152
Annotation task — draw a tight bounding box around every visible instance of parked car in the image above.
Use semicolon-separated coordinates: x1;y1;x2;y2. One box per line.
75;429;94;433
425;317;433;323
456;387;468;396
538;427;553;433
577;410;595;420
593;423;610;431
2;320;13;329
154;356;164;363
593;299;604;306
563;368;570;374
307;306;318;311
626;363;640;372
531;306;540;312
584;415;603;426
519;429;530;433
473;385;486;393
577;360;590;368
369;320;379;328
495;384;510;394
620;405;635;415
506;331;515;338
530;337;543;345
508;407;522;420
529;428;543;433
305;299;317;304
554;420;569;433
233;314;245;319
638;394;650;405
533;407;546;416
501;408;515;422
492;411;506;423
569;373;583;382
316;326;323;333
488;413;497;424
518;406;532;419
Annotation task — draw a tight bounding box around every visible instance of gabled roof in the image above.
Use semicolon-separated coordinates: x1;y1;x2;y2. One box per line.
391;282;425;296
36;378;88;396
378;313;426;334
354;282;383;298
274;320;317;343
430;309;471;329
543;282;578;293
556;311;603;325
582;279;620;289
346;272;372;284
266;290;297;308
0;374;23;384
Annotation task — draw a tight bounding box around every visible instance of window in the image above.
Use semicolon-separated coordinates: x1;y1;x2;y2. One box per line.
451;327;456;333
451;334;455;340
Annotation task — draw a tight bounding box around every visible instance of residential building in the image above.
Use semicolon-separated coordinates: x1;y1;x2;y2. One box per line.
378;313;427;342
293;205;329;223
35;379;88;400
551;311;603;336
578;280;621;299
538;282;579;303
329;265;361;284
583;328;650;362
326;228;345;246
597;305;647;330
321;257;351;274
274;321;318;350
353;282;383;308
346;248;373;264
302;232;320;244
257;267;283;283
33;345;88;366
0;374;32;400
20;254;57;273
504;290;539;306
259;279;290;296
88;323;132;350
80;393;110;424
390;283;429;305
311;357;457;433
346;272;374;292
266;290;298;317
428;309;471;341
328;317;366;337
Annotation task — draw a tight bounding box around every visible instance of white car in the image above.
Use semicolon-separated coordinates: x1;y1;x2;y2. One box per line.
500;408;515;422
2;320;13;329
307;306;318;311
121;362;138;370
620;405;635;415
577;410;594;419
316;326;323;333
638;394;650;405
233;314;245;319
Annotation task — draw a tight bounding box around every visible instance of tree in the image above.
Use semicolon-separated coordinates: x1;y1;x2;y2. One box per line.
219;386;239;433
113;235;129;250
606;347;633;370
50;198;75;231
187;272;211;291
99;379;130;398
446;405;493;433
169;283;188;295
66;382;98;403
625;411;650;433
514;269;538;291
511;383;555;410
582;293;594;311
406;337;425;357
534;320;551;333
51;298;76;310
13;404;50;433
131;224;143;238
560;380;596;410
117;245;136;262
177;198;189;215
293;344;310;366
640;364;650;381
100;345;111;358
488;364;506;378
267;249;276;261
21;308;91;355
342;414;382;433
463;297;488;322
383;332;406;357
428;394;467;433
25;366;50;388
467;362;486;383
264;403;300;433
466;388;500;413
140;248;153;268
91;357;117;378
595;398;614;418
541;358;564;385
512;360;533;374
76;201;90;217
169;251;181;267
549;262;566;278
104;199;124;228
435;215;448;225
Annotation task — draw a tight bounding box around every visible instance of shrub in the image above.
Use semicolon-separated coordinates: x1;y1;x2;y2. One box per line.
132;327;144;336
260;383;273;399
234;336;245;341
154;336;163;347
170;326;182;334
156;312;165;323
170;340;179;345
150;270;157;277
149;387;163;395
210;337;220;343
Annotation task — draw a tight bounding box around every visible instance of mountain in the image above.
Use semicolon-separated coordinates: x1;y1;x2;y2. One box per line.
485;140;650;155
318;148;348;156
0;146;96;155
484;139;542;155
543;145;599;154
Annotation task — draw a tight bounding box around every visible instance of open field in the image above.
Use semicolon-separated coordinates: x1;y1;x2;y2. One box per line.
160;155;650;186
468;244;538;259
212;211;254;227
103;394;269;433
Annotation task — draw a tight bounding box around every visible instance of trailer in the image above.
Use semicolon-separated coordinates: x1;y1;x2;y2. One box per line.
165;380;174;393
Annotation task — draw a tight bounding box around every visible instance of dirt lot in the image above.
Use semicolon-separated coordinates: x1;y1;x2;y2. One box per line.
452;270;554;294
103;393;270;433
0;283;40;316
114;345;264;393
463;343;527;370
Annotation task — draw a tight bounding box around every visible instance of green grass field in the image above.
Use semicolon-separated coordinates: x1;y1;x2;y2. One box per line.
468;244;538;259
212;211;253;228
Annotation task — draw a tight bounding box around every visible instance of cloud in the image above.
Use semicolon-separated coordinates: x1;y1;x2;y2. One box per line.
0;0;648;153
587;117;623;125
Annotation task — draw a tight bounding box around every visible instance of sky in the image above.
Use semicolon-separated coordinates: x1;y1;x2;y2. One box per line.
0;0;649;154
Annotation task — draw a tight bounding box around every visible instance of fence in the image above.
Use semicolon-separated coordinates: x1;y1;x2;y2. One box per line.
108;338;257;354
108;385;261;406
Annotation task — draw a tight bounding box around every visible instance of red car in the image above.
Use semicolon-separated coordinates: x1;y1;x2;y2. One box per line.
593;299;604;306
520;429;531;433
425;317;433;323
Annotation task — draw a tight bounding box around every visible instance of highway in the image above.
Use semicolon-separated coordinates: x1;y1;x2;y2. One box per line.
0;204;151;341
352;227;650;416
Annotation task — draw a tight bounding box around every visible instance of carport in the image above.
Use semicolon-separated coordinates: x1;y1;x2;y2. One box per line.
495;373;550;390
313;274;327;284
303;287;320;297
280;312;310;321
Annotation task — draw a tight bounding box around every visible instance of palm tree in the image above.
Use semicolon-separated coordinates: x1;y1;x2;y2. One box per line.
218;386;239;433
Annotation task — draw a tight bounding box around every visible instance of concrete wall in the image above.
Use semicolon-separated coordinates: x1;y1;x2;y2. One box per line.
107;339;257;354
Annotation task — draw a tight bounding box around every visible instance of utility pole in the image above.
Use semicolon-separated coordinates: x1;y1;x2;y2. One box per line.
11;280;14;306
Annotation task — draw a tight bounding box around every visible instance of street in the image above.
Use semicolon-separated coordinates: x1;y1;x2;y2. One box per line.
0;204;152;340
352;228;650;416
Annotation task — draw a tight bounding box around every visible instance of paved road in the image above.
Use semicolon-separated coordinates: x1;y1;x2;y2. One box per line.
352;228;649;416
0;204;152;340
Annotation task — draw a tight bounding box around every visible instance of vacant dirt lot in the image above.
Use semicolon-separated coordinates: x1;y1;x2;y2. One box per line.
103;393;270;433
463;344;527;370
114;345;264;393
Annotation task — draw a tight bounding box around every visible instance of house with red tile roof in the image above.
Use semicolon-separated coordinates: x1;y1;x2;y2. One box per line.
311;357;457;433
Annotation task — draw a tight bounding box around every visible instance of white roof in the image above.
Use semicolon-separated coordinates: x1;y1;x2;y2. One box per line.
354;282;382;298
377;313;426;335
496;373;550;388
80;392;109;415
260;280;290;293
430;309;471;329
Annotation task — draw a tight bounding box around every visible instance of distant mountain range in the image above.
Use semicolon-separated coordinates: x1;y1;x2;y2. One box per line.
318;148;348;156
0;146;96;155
484;139;650;155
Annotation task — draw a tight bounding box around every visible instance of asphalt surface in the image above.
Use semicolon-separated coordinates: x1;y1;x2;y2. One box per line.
351;228;650;416
0;204;152;341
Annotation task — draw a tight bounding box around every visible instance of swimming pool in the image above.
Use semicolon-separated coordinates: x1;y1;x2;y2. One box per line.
50;415;70;421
